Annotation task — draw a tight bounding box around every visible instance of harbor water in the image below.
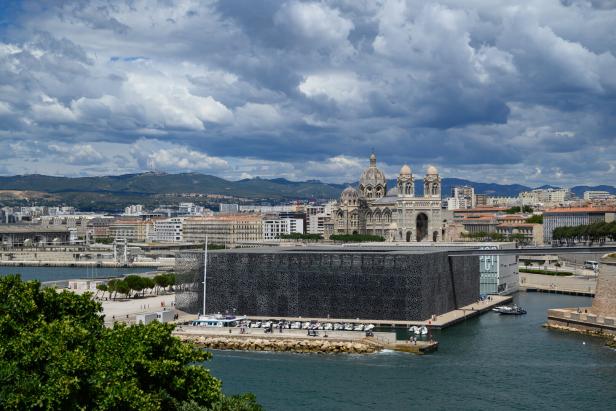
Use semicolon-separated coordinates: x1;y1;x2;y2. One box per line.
205;292;616;410
0;265;154;282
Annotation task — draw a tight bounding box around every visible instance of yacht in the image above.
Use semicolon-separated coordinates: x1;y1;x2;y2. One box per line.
493;305;527;315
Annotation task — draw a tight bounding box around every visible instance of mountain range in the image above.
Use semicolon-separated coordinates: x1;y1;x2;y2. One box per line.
0;172;614;211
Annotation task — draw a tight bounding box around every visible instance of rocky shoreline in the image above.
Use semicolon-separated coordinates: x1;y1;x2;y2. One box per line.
178;335;380;354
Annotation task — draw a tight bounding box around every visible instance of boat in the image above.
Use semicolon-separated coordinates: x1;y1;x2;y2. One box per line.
302;321;311;329
290;321;301;329
333;323;344;330
493;305;527;315
192;314;247;328
344;323;353;331
324;323;333;330
364;324;375;331
419;325;428;335
353;324;365;331
409;326;420;334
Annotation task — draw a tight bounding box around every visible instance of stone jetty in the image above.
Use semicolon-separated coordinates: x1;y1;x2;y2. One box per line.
173;327;438;354
178;335;379;354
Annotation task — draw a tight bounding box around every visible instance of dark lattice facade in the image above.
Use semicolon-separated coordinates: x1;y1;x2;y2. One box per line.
175;248;479;321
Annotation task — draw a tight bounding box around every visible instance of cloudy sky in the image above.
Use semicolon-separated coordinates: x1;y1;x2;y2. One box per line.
1;0;615;186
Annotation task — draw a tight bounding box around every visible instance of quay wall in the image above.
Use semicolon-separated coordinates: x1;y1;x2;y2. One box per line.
175;250;479;321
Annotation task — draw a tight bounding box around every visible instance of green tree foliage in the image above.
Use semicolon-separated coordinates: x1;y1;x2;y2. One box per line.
154;273;176;294
505;206;533;214
0;275;261;411
94;238;114;244
330;234;385;242
525;214;543;224
552;221;616;245
279;233;322;241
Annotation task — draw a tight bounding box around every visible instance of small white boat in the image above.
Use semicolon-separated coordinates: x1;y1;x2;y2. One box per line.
324;323;333;330
302;321;311;329
419;325;428;335
409;326;421;334
353;324;365;331
191;314;247;328
290;321;301;329
253;321;262;328
334;323;344;330
344;323;353;331
365;324;375;331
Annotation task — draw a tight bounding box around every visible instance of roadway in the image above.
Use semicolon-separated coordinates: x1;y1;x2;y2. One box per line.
447;245;616;256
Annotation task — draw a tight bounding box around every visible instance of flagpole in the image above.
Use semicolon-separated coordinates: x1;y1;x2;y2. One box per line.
203;235;208;317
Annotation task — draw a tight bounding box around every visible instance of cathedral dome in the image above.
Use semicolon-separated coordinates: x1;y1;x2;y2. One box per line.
340;186;359;201
359;153;387;198
426;165;438;175
400;164;412;176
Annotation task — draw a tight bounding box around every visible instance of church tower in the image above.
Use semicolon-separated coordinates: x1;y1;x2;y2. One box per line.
397;164;414;197
423;166;441;198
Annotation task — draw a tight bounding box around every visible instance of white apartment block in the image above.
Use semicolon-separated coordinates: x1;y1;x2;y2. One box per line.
183;215;264;247
583;191;614;201
149;217;185;242
519;188;571;206
263;218;304;240
123;204;144;216
305;202;335;235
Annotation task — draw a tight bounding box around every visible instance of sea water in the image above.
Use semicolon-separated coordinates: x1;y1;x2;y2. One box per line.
205;293;616;410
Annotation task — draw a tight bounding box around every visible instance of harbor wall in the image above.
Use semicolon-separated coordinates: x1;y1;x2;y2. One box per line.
175;250;479;321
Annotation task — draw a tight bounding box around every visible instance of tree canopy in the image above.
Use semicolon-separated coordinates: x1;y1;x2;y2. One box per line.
330;234;385;242
525;214;543;224
0;274;261;410
552;221;616;244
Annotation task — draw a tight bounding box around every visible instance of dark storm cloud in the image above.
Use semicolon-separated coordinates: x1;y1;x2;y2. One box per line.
0;0;615;185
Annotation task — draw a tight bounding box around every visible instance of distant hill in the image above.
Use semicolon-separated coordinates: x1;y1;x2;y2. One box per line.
0;172;614;211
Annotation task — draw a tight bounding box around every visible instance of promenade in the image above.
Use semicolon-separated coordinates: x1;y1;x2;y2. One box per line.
236;295;512;329
520;272;597;296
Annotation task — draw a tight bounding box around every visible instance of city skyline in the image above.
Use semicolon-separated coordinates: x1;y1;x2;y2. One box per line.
1;1;615;186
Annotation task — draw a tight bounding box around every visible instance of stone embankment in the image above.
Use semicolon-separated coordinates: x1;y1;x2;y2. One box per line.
178;335;379;354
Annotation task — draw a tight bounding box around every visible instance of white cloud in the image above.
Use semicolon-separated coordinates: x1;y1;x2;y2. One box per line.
130;138;228;172
299;72;365;105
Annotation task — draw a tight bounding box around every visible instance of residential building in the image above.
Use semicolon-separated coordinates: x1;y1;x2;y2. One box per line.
149;217;185;242
496;223;543;245
123;204;144;216
109;219;151;242
519;188;572;206
543;207;616;243
583;191;613;201
183;214;264;247
263;218;304;240
451;186;476;209
178;203;205;215
460;215;499;234
219;203;239;214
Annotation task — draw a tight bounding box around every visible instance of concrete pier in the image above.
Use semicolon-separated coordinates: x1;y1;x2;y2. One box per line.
237;294;512;329
173;327;438;354
546;254;616;338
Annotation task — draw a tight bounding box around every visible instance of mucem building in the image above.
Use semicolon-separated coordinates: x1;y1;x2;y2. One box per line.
176;247;479;321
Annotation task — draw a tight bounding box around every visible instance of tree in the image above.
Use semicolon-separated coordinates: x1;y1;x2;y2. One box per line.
96;283;108;299
0;274;261;410
525;214;543;224
124;275;146;298
142;277;156;297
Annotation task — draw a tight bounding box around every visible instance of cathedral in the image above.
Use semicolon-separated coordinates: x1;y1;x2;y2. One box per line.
333;153;444;242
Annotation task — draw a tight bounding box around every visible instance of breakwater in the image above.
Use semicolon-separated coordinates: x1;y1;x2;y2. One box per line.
178;335;380;354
